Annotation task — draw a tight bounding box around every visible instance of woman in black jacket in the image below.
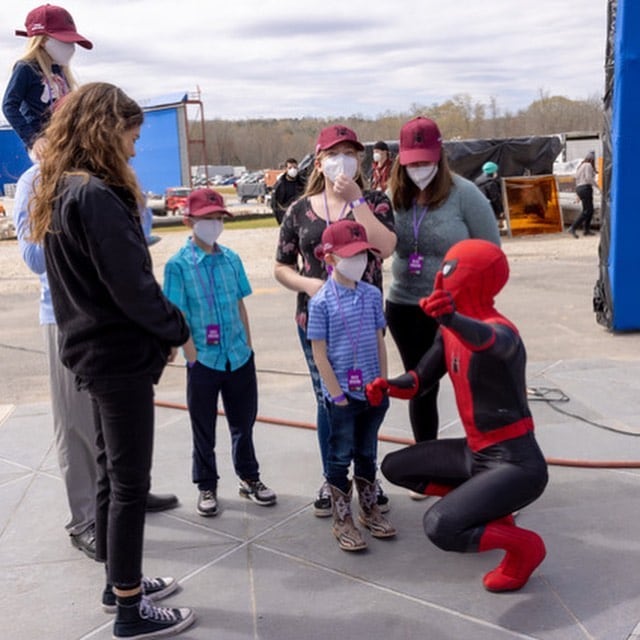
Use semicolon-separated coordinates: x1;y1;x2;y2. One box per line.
30;83;195;640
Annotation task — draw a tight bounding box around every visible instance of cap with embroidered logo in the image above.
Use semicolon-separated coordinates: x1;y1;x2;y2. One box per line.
16;5;93;49
185;188;232;217
315;219;379;260
315;125;364;153
399;117;442;165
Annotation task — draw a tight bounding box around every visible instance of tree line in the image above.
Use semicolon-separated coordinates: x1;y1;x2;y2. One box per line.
188;92;603;172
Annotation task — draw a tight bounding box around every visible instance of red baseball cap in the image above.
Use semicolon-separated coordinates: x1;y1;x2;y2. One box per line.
399;117;442;165
315;219;378;260
16;4;93;49
315;124;364;154
185;189;232;217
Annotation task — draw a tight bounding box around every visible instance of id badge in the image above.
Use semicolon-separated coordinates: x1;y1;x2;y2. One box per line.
408;252;424;275
206;324;221;345
347;368;363;392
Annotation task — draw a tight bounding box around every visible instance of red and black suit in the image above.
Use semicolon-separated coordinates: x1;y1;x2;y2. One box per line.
369;239;548;592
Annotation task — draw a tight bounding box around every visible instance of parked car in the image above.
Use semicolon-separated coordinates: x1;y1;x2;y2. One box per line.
165;187;191;215
236;171;266;203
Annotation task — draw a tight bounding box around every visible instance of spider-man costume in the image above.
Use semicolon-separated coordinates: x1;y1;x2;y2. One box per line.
367;239;548;592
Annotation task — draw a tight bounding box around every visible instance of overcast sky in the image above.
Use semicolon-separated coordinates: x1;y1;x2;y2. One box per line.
1;0;608;122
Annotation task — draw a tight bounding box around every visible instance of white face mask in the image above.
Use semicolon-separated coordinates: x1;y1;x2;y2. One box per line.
44;39;75;66
193;218;223;246
287;167;298;178
407;165;438;191
373;152;382;163
335;252;368;282
321;154;358;183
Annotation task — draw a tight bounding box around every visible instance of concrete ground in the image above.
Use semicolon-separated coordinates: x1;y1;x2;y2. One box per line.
1;220;640;640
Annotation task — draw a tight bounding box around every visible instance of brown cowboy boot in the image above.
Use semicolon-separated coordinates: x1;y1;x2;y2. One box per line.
328;482;367;552
354;476;397;539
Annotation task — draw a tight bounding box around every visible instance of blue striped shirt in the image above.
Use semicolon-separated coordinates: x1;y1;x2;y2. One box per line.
307;279;386;401
163;238;252;371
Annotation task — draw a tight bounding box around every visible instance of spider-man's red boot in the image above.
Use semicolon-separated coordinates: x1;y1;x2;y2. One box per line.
479;522;545;592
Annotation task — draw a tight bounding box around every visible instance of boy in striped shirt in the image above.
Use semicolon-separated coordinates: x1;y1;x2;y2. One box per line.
307;220;396;551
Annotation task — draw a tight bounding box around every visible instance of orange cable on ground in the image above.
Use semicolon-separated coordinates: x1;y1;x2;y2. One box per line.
153;399;640;469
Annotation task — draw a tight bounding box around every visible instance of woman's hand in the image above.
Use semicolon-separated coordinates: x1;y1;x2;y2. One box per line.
332;174;362;204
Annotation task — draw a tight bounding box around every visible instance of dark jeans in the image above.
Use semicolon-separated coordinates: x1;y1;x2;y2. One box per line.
188;354;259;490
572;185;594;233
381;432;548;552
325;396;389;493
297;324;330;475
385;300;440;442
89;375;155;590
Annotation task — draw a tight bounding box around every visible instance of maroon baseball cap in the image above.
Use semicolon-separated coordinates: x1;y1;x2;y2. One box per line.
315;219;378;260
399;117;442;165
16;4;93;49
315;124;364;154
185;189;232;217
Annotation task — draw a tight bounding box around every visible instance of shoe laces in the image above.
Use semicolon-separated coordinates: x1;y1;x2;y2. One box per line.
201;490;215;501
142;577;164;592
317;482;331;500
139;597;179;622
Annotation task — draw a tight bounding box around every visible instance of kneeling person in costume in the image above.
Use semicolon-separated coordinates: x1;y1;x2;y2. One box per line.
367;239;548;591
308;220;396;551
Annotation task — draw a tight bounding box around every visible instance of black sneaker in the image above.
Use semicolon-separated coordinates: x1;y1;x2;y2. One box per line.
70;524;96;559
313;481;332;517
376;480;390;513
239;478;277;505
102;576;179;613
113;596;195;639
196;489;218;517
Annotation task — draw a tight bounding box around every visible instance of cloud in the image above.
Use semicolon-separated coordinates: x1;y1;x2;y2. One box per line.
0;0;607;122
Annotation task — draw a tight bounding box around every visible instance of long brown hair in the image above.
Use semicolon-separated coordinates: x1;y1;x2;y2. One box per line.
30;83;144;243
388;153;454;211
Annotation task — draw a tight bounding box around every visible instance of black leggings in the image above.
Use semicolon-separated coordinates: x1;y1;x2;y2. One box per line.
385;300;439;442
381;432;548;552
573;184;594;232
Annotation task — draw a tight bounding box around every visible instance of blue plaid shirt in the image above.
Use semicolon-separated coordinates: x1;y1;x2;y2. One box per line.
163;238;252;371
307;279;386;401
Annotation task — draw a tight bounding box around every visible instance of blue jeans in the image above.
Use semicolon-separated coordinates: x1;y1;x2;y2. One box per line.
187;354;259;490
297;324;330;475
325;396;389;493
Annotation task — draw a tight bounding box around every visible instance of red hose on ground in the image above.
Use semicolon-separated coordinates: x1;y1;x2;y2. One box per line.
154;399;640;469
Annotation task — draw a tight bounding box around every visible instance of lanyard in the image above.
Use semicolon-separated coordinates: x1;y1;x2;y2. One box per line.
323;190;348;227
330;278;364;367
190;241;216;314
412;201;428;251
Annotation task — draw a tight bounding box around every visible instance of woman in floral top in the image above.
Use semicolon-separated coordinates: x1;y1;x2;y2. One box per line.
274;124;396;516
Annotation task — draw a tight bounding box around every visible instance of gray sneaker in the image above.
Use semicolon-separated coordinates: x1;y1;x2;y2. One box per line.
197;489;218;516
239;478;277;506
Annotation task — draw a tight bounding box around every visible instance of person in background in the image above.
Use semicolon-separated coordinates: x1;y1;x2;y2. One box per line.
13;163;180;561
475;161;504;222
274;124;396;518
164;188;277;518
568;150;599;238
271;157;305;224
29;82;195;639
385;117;500;491
308;220;396;551
371;140;392;191
369;239;548;593
3;4;92;160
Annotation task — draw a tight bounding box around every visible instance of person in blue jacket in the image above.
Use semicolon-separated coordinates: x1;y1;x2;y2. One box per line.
2;4;92;159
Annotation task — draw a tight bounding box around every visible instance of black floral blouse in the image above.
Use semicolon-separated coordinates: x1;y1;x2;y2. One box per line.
275;190;395;329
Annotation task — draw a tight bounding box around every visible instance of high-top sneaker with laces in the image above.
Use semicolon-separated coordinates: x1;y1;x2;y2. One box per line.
196;489;218;517
328;481;367;551
113;593;195;639
354;476;396;538
102;576;179;613
238;478;277;505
